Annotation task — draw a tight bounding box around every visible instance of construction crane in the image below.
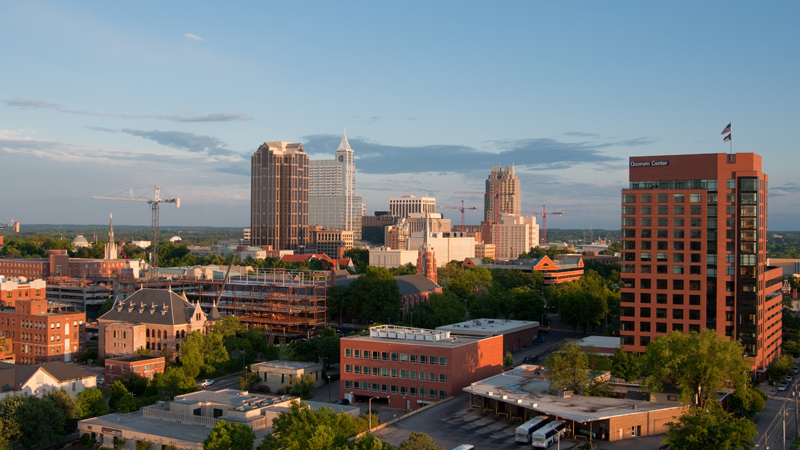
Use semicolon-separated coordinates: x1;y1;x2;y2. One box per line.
437;201;477;232
454;190;515;224
521;205;563;248
92;186;180;275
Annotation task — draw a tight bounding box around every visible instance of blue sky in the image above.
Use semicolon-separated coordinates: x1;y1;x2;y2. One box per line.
2;1;798;231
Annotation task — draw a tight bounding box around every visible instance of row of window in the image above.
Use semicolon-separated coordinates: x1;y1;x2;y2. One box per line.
344;365;448;382
620;307;702;320
621;278;704;290
20;332;77;342
146;329;186;339
623;190;719;202
343;380;447;399
621;293;704;305
622;205;706;216
344;349;447;366
18;319;79;330
622;229;707;239
4;290;42;298
621;321;702;333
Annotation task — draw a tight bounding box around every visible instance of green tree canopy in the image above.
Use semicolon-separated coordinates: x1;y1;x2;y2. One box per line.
663;404;757;450
45;389;81;435
545;343;609;396
148;366;197;399
343;248;369;274
180;330;229;378
640;329;750;409
260;401;358;450
342;267;403;324
203;420;256;450
610;347;641;382
76;387;109;419
14;395;67;450
399;432;444;450
109;380;137;413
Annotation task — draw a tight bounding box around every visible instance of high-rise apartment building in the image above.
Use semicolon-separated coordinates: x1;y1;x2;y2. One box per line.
309;134;363;241
251;141;309;250
484;166;521;223
619;153;783;370
493;214;540;261
389;195;436;218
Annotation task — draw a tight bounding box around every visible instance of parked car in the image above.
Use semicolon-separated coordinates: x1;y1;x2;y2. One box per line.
335;399;350;405
199;379;214;388
786;375;794;383
779;383;789;391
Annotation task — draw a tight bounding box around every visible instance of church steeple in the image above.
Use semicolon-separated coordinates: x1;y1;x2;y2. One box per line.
104;213;119;260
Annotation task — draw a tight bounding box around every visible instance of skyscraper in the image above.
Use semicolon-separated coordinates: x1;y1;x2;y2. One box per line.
389;195;436;218
484;166;521;223
309;134;363;240
619;153;782;370
251;141;309;250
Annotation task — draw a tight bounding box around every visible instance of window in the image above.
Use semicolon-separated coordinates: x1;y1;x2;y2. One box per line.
354;366;361;374
640;307;651;318
673;294;684;304
674;217;685;226
689;310;701;320
642;229;652;238
430;356;438;365
410;387;417;397
410;354;417;363
622;218;636;227
400;353;408;362
420;372;427;381
658;217;668;227
657;194;668;203
641;194;652;203
390;385;397;394
391;353;398;361
440;357;447;366
640;322;650;332
690;205;702;215
622;194;636;203
641;279;651;289
382;352;389;360
656;308;667;319
673;309;684;319
419;355;427;364
689;295;701;305
410;371;417;380
372;351;379;360
382;384;388;393
363;350;370;359
622;206;636;215
373;367;379;376
345;380;352;389
673;265;684;274
439;373;447;383
689;281;701;291
642;218;652;226
641;206;652;215
641;252;652;262
673;193;684;203
345;364;352;373
354;349;360;358
657;206;668;215
690;194;702;203
345;349;352;358
656;323;667;333
382;368;389;377
391;369;398;378
439;390;447;399
400;386;407;395
400;370;407;379
657;265;668;274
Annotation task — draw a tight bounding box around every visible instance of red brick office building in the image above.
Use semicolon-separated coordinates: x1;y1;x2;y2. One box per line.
0;299;86;364
339;325;503;411
619;153;783;370
0;250;126;280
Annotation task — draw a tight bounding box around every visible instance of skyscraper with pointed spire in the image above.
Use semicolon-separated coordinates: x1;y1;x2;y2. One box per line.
104;213;118;260
309;133;363;241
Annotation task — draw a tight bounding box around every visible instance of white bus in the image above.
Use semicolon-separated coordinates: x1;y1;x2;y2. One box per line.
514;415;549;444
531;420;566;448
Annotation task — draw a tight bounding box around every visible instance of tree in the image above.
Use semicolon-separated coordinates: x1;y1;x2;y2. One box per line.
180;330;229;378
261;401;356;450
214;315;246;338
399;432;444;450
545;343;608;396
148;366;197;399
610;347;641;382
443;267;492;300
402;292;466;329
504;351;514;369
203;420;256;450
728;385;766;419
136;440;152;450
288;373;316;397
15;395;67;450
768;354;794;383
119;371;150;397
663;404;757;450
343;248;369;274
640;329;750;409
109;380;138;413
238;371;261;390
45;389;81;435
76;387;109;418
343;267;403;324
352;433;392;450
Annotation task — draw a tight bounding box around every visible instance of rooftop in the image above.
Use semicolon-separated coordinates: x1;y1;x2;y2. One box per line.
464;365;682;423
343;325;491;348
251;360;322;371
437;318;539;336
107;354;165;363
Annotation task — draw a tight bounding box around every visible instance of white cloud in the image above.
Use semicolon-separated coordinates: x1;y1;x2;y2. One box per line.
184;33;204;42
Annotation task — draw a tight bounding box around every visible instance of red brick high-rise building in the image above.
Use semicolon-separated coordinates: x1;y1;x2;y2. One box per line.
619;153;783;370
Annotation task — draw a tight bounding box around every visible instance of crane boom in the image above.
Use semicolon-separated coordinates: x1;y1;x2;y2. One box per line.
92;185;180;276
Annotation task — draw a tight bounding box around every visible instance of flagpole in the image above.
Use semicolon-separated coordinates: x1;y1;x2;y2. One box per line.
729;122;732;155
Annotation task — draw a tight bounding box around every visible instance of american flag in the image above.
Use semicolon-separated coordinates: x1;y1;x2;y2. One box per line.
721;123;731;135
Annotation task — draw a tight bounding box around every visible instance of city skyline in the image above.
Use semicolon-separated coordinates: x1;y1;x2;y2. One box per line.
2;2;799;231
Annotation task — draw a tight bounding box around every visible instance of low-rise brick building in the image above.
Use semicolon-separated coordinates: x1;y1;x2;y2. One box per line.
105;354;166;385
339;325;503;411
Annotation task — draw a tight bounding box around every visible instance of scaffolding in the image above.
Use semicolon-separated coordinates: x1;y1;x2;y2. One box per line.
194;268;329;340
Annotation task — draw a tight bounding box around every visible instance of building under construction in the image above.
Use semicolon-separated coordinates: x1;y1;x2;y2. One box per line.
192;268;329;340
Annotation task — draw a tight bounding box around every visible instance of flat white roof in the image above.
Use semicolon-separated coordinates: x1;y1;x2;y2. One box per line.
251;360;323;371
464;365;681;423
437;319;539;336
576;336;621;349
